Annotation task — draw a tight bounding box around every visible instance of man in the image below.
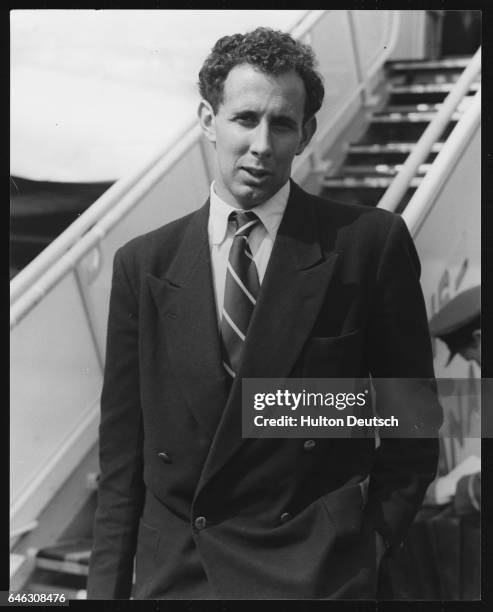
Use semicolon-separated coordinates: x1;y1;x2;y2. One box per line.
427;285;480;514
378;286;481;599
429;284;481;368
87;27;442;599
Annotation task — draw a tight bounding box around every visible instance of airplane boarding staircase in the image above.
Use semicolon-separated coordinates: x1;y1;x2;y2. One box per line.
321;57;479;210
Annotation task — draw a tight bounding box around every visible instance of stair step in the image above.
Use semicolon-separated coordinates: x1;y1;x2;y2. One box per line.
386;58;473;86
321;176;422;212
322;176;422;189
387;58;471;71
342;163;431;177
35;539;91;576
370;111;462;123
35;558;89;576
359;119;456;144
345;151;437;166
390;82;479;95
379;103;444;114
26;565;87;599
348;143;443;154
388;83;479;105
344;142;442;166
321;183;417;212
388;81;479;104
388;72;463;87
377;97;473;115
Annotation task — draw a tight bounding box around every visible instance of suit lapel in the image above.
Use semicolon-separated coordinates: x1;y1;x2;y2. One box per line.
147;201;229;437
196;182;339;494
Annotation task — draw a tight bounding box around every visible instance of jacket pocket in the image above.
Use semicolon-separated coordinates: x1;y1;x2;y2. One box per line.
309;328;362;346
302;329;363;377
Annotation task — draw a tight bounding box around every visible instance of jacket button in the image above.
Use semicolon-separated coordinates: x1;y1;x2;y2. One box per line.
158;451;172;463
280;512;291;524
303;439;316;451
194;516;207;530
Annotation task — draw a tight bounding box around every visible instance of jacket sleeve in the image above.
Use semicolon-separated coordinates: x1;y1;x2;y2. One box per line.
365;214;443;556
86;248;145;599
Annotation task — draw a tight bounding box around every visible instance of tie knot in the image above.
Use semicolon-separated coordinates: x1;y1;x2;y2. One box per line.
230;211;259;237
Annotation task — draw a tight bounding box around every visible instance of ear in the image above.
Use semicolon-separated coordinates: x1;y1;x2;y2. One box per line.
198;99;217;144
472;329;481;346
295;116;317;155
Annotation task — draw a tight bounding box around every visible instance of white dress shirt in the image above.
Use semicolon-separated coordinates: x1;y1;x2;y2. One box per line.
208;180;290;326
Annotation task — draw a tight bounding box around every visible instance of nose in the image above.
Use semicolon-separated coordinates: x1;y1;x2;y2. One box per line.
249;121;272;158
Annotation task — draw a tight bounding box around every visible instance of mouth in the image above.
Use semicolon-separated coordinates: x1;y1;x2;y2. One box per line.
241;167;272;180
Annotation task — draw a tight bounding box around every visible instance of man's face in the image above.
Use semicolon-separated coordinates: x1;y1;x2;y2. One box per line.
199;63;316;209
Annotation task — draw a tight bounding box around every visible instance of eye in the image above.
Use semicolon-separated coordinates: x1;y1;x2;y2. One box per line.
272;119;297;131
233;113;257;127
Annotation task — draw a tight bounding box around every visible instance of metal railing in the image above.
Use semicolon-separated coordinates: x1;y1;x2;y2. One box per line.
378;47;481;212
10;119;198;305
10;123;204;327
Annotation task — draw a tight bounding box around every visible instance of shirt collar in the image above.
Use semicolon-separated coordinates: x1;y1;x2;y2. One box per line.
208;180;290;246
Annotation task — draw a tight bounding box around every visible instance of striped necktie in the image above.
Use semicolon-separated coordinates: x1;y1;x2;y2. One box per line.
221;210;261;379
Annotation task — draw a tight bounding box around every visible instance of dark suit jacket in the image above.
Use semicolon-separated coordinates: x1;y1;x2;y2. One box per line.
87;181;442;599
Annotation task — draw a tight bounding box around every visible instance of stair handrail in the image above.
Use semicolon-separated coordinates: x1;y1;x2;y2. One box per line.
402;88;480;236
10;118;198;305
378;47;481;212
10;123;203;328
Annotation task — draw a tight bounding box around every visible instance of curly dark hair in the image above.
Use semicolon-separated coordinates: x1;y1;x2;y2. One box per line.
198;27;325;122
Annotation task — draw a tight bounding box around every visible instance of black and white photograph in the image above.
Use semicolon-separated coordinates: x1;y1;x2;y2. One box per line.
9;9;482;602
